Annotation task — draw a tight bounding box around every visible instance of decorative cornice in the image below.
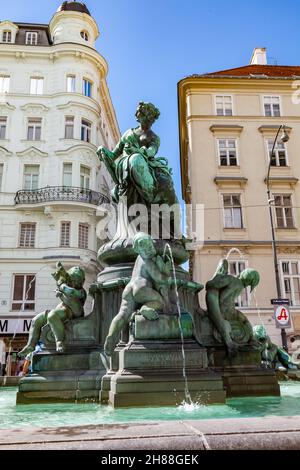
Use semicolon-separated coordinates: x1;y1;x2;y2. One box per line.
57;100;99;115
210;124;244;134
258;125;292;134
16;146;48;158
20;103;50;112
0;146;12;157
263;176;298;188
0;102;15;111
214;176;248;188
55;143;97;156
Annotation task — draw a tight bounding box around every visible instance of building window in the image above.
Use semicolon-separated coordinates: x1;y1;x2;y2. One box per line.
223;194;243;228
81;119;91;142
0;117;7;139
63;163;72;187
64;116;74;139
78;223;89;249
80;165;90;189
60;222;71;247
274;194;294;228
229;261;249;307
67;75;75;92
218;139;238;166
80;30;89;41
0;76;10;94
263;96;281;117
19;223;36;248
23;165;39;190
0;163;3;190
281;261;300;306
83;79;92;97
26;31;38;45
30;77;43;95
267;139;287;167
27;118;42;140
215;95;233;116
12;274;36;311
2;31;12;43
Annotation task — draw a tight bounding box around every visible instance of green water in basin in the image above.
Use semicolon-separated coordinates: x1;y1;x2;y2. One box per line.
1;383;300;428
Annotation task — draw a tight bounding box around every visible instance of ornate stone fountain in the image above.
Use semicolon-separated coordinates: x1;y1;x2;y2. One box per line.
17;103;279;406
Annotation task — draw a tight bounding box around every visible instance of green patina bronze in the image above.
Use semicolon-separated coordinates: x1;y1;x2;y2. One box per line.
253;324;300;370
104;232;200;355
97;102;178;207
19;262;86;355
205;259;260;357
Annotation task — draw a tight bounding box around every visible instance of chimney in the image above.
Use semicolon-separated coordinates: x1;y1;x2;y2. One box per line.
250;47;267;65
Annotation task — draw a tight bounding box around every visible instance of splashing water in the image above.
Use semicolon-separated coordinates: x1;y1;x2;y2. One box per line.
164;243;192;405
251;288;269;367
251;288;265;328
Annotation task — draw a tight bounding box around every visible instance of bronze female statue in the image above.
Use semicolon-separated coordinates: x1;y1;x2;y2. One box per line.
97;102;178;208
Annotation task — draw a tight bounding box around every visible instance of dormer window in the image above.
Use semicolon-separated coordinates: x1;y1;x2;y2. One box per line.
26;31;38;45
2;31;12;43
80;30;89;41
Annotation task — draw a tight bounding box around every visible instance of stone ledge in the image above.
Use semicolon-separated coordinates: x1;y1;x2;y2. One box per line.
1;416;300;450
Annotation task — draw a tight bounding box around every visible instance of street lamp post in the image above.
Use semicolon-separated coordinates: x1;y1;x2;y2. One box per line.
266;124;289;351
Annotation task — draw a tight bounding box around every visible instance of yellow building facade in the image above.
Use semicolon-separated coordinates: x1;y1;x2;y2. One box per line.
178;48;300;347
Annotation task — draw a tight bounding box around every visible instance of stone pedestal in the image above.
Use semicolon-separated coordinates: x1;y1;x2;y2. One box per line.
17;348;105;404
104;339;226;407
210;347;280;397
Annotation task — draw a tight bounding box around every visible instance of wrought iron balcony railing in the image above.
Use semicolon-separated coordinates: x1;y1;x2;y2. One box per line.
15;186;110;206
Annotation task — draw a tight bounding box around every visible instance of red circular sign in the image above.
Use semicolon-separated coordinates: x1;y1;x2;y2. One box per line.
275;305;290;326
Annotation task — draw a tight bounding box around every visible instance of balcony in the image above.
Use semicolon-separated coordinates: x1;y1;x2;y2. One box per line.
14;186;110;206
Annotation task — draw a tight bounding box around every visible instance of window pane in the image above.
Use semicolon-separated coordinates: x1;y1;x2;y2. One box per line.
233;208;242;228
25;275;35;300
0;163;3;190
78;223;89;249
60;222;71;247
223;195;231;207
67;75;75;92
291;263;299;275
13;275;24;300
63;163;72;186
284;279;291;293
0;76;10;94
282;262;290;274
278;151;287;166
232;195;241;206
19;223;36;248
264;104;272;116
273;104;281;116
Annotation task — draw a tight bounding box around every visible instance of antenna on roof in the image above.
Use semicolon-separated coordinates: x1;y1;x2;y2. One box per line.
268;56;278;66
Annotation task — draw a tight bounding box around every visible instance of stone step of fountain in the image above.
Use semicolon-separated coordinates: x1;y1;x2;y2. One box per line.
222;370;280;397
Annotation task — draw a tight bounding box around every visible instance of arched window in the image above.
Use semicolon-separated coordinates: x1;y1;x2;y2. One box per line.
80;30;89;41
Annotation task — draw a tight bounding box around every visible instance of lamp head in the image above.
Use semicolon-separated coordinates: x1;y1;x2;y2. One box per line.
280;127;289;143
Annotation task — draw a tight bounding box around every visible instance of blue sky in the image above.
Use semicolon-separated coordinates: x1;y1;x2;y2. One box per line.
3;0;300;200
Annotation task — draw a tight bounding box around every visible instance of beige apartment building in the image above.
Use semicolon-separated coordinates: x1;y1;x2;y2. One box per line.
178;48;300;346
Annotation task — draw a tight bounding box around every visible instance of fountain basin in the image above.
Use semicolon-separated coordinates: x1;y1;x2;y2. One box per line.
1;382;300;429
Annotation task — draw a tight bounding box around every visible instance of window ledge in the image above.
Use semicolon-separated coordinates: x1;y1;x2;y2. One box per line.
275;227;298;231
20;139;46;143
223;227;246;231
210;124;243;134
214;176;248;189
